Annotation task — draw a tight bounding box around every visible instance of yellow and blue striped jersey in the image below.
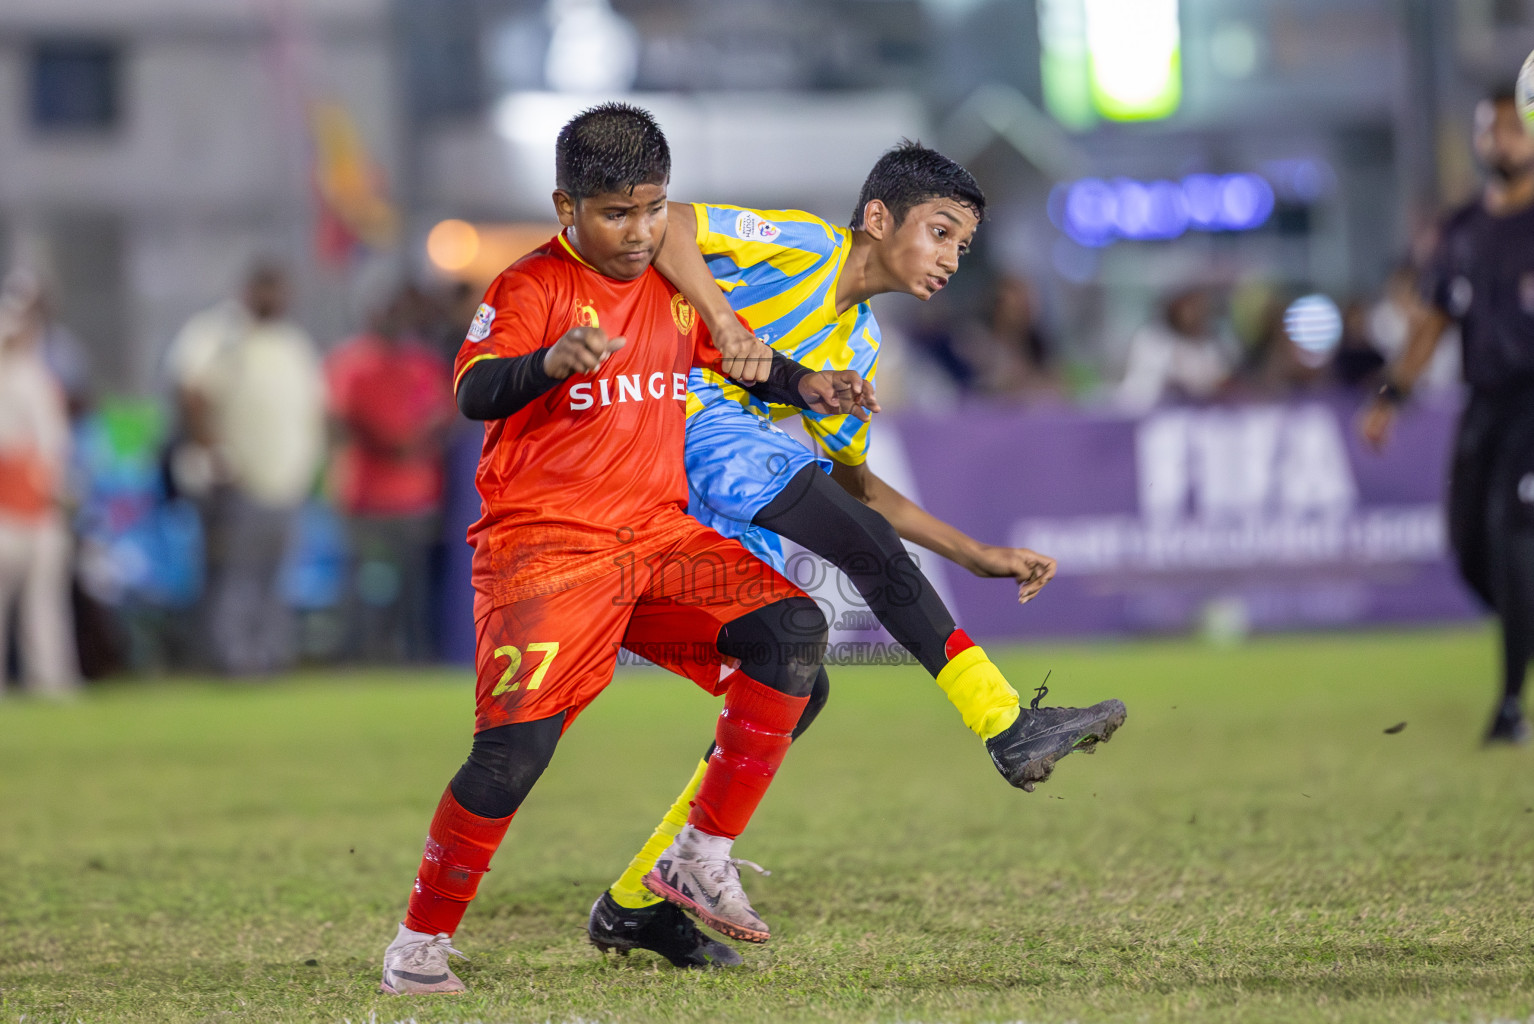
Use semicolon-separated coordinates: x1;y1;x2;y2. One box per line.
686;203;880;466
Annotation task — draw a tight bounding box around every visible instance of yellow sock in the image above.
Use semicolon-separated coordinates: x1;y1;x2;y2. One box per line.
608;756;710;910
935;645;1021;740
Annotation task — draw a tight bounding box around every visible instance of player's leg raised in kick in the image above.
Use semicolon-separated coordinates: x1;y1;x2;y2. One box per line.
697;404;1125;790
750;462;1126;790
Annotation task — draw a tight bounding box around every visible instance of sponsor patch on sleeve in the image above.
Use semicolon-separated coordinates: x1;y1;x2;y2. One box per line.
734;211;781;242
466;303;496;342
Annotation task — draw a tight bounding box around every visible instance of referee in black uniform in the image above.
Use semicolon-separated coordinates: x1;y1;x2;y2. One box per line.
1362;84;1534;743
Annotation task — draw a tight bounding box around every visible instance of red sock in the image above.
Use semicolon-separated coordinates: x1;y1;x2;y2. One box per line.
689;669;809;839
945;628;976;662
403;786;513;936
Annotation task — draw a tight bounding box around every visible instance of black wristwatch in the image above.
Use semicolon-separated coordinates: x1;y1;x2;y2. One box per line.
1377;380;1409;406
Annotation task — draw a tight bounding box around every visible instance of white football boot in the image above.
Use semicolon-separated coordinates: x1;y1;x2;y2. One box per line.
379;923;467;995
643;824;772;943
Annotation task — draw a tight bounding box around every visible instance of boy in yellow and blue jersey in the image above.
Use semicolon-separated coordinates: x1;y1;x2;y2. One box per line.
587;143;1128;967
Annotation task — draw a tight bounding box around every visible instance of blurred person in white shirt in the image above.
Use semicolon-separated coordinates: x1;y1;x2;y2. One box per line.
0;271;80;695
164;262;326;676
1368;262;1461;393
1117;288;1236;413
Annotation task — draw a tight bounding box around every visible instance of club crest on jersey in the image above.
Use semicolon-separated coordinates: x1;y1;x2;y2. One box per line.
574;301;600;329
734;211;780;242
671;293;697;335
466;303;495;342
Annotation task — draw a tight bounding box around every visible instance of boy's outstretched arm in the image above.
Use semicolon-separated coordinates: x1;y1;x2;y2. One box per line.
829;460;1056;604
714;345;878;420
657;202;773;383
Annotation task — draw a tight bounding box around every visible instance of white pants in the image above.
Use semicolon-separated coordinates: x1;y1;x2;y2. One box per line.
0;514;80;694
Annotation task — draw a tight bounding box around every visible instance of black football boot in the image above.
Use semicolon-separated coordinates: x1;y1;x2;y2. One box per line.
587;891;744;968
986;681;1127;792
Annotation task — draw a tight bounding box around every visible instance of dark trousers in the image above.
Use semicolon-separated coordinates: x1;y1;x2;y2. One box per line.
200;490;299;676
1447;389;1534;699
344;512;439;664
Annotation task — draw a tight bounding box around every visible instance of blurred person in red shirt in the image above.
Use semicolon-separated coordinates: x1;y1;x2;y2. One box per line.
326;285;456;663
0;270;80;696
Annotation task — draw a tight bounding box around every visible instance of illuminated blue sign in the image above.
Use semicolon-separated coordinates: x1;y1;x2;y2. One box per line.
1050;173;1275;247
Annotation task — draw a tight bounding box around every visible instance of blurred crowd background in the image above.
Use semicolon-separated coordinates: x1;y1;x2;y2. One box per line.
0;0;1530;690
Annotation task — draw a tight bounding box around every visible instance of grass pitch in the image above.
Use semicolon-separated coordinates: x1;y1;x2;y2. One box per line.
3;625;1534;1024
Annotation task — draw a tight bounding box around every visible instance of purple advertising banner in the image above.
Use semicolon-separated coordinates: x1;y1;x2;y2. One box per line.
439;391;1484;664
886;390;1482;642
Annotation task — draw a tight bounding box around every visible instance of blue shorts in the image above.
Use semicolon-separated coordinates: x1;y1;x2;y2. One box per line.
684;400;831;573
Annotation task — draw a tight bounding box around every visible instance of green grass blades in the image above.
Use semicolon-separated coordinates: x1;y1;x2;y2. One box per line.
3;626;1534;1023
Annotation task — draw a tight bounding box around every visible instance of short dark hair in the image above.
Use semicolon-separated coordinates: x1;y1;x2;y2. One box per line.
1488;83;1517;106
244;258;286;289
850;140;986;230
555;102;671;200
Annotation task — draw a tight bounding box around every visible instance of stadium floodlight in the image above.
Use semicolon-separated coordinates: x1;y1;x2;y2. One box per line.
1082;0;1181;122
1038;0;1097;130
543;0;639;94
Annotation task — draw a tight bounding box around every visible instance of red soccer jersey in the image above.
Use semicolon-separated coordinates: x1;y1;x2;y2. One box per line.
452;231;726;612
326;333;454;517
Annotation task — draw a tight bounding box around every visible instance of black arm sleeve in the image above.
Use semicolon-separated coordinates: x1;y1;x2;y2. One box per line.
742;351;815;408
456;352;560;420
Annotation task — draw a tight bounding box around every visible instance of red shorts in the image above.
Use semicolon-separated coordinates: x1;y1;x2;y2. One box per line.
472;520;805;732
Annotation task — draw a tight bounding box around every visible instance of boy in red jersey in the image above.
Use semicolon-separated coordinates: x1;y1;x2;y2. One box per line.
379;104;875;995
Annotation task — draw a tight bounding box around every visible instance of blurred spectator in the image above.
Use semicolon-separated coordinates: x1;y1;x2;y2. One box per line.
1249;302;1328;396
881;288;968;408
17;277;116;674
1368;262;1461;392
1241;292;1358;397
1367;262;1416;359
71;400;198;676
0;271;81;696
960;275;1063;403
1333;298;1386;390
1117;288;1235;412
435;280;481;364
164;262;326;676
908;321;977;395
326;285;455;663
21;282;94;422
